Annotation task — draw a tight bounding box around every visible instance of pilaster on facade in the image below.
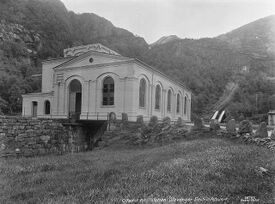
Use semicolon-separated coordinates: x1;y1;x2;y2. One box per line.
81;80;90;116
123;77;136;115
162;89;167;118
149;84;154;118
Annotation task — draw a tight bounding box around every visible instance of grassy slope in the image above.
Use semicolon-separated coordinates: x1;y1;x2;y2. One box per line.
0;137;275;203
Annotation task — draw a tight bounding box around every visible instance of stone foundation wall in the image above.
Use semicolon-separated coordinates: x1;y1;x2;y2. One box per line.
0;116;89;157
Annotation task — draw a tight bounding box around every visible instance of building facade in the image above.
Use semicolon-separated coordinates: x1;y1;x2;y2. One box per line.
22;44;192;122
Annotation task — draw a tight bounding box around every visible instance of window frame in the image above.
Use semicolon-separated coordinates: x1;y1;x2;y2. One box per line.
184;95;187;115
155;84;161;110
102;76;115;106
44;100;51;115
139;78;146;108
176;93;180;114
167;89;172;112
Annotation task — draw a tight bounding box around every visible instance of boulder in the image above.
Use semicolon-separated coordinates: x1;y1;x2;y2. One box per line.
209;119;220;131
193;117;203;130
176;117;184;127
226;119;236;134
270;129;275;141
121;113;128;123
120;113;128;129
238;120;252;135
109;112;116;122
255;122;268;138
136;115;144;125
149;116;158;127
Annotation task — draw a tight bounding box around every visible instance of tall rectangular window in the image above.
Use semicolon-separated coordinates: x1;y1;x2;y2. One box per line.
176;94;180;113
184;96;187;114
139;78;146;108
167;90;172;112
155;85;161;110
102;77;115;106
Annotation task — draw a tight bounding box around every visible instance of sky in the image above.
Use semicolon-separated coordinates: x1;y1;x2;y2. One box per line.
61;0;275;43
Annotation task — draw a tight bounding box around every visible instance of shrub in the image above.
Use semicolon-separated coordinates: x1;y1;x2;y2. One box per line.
162;117;171;125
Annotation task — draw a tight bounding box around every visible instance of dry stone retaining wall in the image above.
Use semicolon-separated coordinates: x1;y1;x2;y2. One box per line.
0;116;88;157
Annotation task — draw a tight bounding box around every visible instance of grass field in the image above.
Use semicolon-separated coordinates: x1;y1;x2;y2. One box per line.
1;136;275;203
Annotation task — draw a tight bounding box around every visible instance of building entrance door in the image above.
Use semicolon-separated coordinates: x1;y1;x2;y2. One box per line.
75;92;82;114
69;79;82;121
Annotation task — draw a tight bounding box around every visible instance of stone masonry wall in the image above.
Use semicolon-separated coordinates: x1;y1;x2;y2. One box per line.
0;116;88;157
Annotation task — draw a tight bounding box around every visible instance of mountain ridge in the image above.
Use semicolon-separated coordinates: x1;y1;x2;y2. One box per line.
150;35;180;48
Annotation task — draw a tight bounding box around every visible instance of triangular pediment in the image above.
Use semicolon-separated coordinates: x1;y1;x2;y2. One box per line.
54;51;131;70
64;43;120;57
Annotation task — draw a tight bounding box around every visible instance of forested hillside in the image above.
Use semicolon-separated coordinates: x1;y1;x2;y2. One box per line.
0;0;148;114
144;38;250;114
145;15;275;119
0;0;274;121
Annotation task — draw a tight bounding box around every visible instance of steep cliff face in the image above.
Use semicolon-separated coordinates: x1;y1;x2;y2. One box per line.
0;20;43;114
0;0;148;60
0;21;42;54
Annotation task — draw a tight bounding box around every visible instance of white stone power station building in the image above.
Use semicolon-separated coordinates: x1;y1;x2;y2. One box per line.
22;44;191;122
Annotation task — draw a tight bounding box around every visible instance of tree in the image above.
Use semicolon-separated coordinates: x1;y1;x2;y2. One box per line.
0;97;8;114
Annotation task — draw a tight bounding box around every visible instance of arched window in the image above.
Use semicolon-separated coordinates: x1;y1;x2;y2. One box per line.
184;96;187;114
102;77;114;106
155;84;161;110
44;100;51;115
139;78;146;108
176;94;180;113
167;89;172;112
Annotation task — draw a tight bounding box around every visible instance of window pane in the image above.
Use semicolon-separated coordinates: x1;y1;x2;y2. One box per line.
110;97;114;105
103;84;108;93
110;84;114;92
103;97;108;105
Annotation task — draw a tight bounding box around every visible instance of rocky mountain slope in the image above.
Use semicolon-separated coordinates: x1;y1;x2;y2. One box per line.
0;0;274;120
0;0;148;59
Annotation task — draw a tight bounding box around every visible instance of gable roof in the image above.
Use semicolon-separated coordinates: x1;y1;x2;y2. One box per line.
53;50;131;70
